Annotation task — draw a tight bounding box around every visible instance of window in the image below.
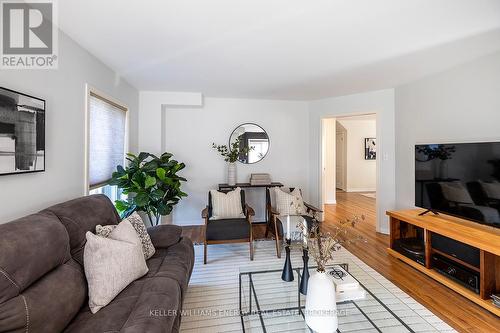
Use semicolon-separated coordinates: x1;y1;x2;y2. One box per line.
86;88;128;200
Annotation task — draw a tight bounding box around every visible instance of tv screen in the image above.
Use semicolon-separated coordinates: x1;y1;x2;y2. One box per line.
415;142;500;228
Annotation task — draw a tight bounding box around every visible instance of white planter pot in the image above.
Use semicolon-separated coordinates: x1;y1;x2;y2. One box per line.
305;270;338;333
161;214;173;225
439;159;448;179
228;162;237;186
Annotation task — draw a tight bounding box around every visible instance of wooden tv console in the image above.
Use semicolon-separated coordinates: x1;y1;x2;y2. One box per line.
386;209;500;316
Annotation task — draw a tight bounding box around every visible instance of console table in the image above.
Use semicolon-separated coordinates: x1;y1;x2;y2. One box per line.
387;209;500;316
218;182;283;223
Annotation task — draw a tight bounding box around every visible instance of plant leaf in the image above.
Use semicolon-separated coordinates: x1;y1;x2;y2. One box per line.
134;192;149;207
145;175;157;189
156;168;166;181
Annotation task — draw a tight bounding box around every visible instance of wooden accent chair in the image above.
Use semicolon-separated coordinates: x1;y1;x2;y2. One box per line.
265;187;322;258
201;189;255;264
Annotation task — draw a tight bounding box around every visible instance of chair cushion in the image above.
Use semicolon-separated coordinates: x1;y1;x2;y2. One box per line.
209;187;245;219
206;219;250;240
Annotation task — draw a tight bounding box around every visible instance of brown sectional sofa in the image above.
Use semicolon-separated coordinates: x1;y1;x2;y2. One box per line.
0;195;194;333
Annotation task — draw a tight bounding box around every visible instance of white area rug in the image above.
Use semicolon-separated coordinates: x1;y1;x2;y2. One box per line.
180;241;456;333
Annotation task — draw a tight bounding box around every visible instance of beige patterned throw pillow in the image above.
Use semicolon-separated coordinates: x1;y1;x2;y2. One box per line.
210;187;245;220
274;187;306;216
439;182;474;204
480;181;500;200
84;220;148;313
96;212;155;259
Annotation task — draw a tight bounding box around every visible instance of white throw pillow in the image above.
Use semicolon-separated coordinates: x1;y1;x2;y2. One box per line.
84;220;148;313
274;187;306;216
210;187;245;220
479;181;500;200
439;182;474;204
96;212;155;260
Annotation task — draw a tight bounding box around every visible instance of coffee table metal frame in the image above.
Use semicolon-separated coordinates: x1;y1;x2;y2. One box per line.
238;264;415;333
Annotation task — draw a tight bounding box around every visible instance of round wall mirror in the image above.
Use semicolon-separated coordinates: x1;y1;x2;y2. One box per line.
229;123;269;164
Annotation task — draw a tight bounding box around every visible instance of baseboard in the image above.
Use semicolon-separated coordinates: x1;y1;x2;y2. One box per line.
324;200;337;204
168;219;204;226
169;218;269;226
346;188;376;193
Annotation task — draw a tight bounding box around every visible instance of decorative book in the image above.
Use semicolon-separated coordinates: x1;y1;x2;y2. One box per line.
326;265;366;302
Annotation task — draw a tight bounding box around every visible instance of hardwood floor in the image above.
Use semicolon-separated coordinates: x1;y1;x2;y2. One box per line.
181;192;500;332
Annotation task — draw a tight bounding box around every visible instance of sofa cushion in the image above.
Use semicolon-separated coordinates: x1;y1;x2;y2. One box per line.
43;194;120;266
65;237;194;333
64;275;181;333
0;213;86;333
147;224;182;248
0;212;70;303
146;237;195;297
0;260;87;333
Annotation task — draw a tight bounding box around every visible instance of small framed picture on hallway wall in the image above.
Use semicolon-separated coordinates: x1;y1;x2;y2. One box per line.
364;138;376;160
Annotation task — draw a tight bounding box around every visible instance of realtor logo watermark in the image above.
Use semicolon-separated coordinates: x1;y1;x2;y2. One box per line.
1;0;58;69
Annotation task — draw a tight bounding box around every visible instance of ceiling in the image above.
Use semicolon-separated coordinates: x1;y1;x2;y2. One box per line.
58;0;500;100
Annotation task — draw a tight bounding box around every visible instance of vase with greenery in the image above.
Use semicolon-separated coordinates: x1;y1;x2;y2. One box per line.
212;138;252;185
416;144;456;179
109;152;187;226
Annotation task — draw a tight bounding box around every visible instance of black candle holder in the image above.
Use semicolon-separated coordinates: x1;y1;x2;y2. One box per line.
281;238;294;282
299;248;310;295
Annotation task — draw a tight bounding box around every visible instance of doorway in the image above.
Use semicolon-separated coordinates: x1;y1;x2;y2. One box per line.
321;113;377;211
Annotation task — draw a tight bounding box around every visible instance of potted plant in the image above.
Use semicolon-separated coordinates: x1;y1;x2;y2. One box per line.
109;152;187;226
212;138;252;186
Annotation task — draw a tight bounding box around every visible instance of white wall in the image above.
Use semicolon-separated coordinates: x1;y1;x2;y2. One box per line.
138;91;203;154
153;97;309;225
0;31;139;223
395;50;500;209
308;89;395;233
338;118;376;192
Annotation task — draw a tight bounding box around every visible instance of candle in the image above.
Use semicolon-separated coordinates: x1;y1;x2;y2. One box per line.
303;218;308;248
286;215;290;239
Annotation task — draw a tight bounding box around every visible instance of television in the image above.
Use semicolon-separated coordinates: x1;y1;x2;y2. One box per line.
415;142;500;228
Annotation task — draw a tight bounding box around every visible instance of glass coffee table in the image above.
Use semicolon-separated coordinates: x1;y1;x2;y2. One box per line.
239;260;421;333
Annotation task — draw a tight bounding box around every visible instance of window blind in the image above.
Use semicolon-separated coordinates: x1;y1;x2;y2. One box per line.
89;93;127;189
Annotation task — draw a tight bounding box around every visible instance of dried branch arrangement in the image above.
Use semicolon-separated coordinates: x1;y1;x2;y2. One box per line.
301;215;367;272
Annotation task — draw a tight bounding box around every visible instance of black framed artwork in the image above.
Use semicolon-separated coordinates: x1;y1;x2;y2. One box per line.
364;138;376;160
0;87;45;176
